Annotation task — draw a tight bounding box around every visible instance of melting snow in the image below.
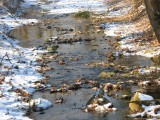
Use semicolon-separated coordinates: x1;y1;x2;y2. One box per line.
129;93;160;118
0;1;51;119
104;5;160;58
25;0;108;14
138;92;153;101
29;98;53;111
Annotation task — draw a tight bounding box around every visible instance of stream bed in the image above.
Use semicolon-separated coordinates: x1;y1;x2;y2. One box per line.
10;5;159;120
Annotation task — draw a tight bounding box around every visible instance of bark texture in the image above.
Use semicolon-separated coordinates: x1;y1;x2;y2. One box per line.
144;0;160;42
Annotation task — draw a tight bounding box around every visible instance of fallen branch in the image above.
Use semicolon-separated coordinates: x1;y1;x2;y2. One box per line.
0;52;12;64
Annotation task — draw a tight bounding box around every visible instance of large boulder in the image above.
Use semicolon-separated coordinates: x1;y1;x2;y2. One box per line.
129;92;153;112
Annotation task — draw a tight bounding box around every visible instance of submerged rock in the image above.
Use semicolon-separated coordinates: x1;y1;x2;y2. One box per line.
99;72;115;78
59;60;65;65
103;83;123;91
151;54;160;65
55;97;64;104
29;98;53;112
50;79;82;93
138;80;152;87
120;94;131;100
47;26;52;29
84;88;116;112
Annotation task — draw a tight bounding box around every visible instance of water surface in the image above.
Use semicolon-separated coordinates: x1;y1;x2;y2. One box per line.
10;6;156;120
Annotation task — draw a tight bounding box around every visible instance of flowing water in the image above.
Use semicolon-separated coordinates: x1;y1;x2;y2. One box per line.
10;1;159;120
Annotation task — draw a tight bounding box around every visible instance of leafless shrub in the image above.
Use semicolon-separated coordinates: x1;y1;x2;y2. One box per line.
1;0;24;14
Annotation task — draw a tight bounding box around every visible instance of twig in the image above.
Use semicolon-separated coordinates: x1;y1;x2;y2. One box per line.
87;0;96;11
1;52;12;64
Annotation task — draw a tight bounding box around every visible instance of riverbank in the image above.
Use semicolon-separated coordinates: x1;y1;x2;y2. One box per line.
0;0;111;119
0;1;51;119
1;0;160;119
103;0;160;58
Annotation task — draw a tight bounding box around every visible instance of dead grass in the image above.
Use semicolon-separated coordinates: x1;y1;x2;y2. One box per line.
101;0;157;43
104;0;145;22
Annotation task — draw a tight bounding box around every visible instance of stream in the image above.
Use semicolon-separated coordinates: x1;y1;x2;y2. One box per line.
9;1;159;120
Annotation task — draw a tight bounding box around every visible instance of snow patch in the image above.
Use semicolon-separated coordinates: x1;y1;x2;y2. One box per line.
138;93;153;101
25;0;108;14
0;1;52;119
30;98;53;111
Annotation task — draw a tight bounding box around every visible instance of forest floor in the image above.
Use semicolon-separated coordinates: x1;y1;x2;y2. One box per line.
101;0;160;58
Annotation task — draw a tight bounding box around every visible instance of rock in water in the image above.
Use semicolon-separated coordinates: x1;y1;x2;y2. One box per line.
29;98;53;112
129;92;154;112
129;92;144;112
84;88;116;112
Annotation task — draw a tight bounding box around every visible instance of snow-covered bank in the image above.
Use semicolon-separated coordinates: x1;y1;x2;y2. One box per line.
104;19;160;58
103;2;160;119
104;3;160;58
0;0;109;118
0;3;52;120
25;0;108;14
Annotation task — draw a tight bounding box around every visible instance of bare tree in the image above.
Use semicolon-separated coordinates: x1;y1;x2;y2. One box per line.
144;0;160;42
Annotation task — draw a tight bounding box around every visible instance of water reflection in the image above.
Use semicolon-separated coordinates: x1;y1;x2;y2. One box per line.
11;15;153;120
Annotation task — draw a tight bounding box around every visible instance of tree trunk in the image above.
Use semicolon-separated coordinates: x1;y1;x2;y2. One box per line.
144;0;160;42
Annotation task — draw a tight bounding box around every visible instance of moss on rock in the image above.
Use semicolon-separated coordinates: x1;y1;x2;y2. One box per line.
99;72;115;78
129;92;144;112
151;54;160;65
